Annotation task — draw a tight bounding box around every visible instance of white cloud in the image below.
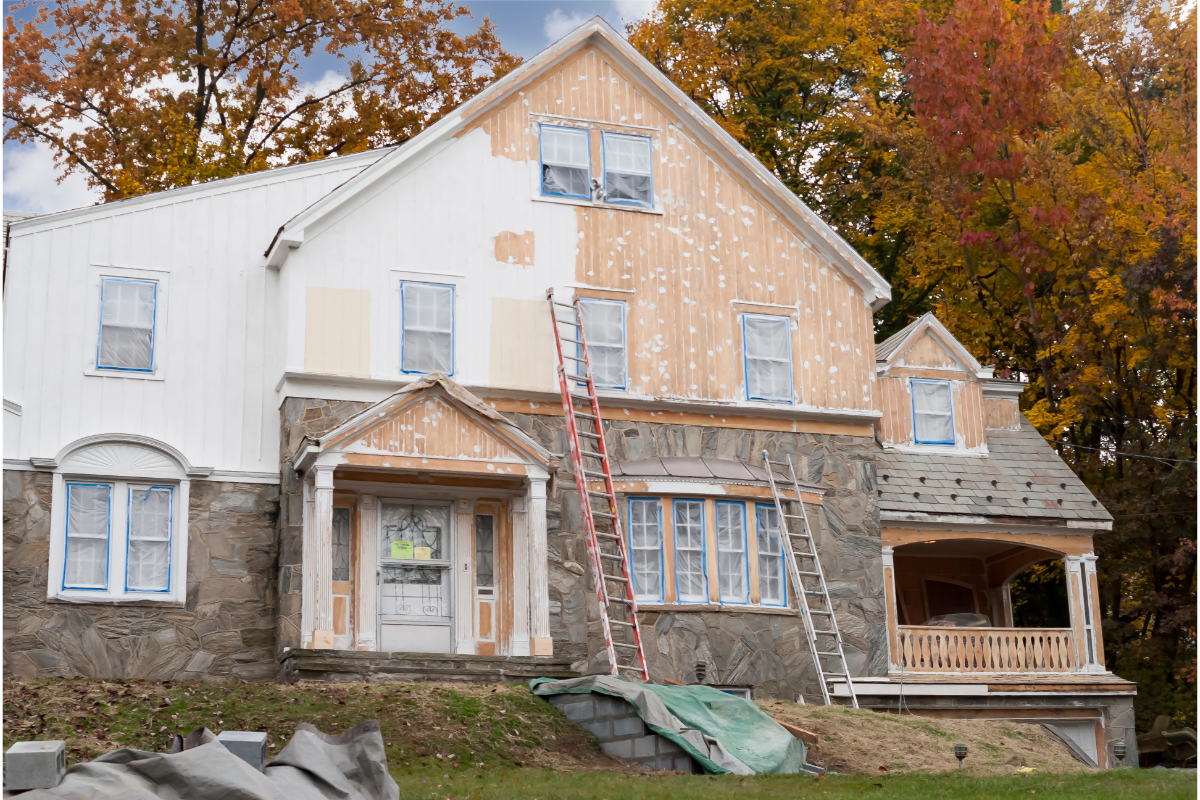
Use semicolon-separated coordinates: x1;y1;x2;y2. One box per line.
2;141;102;214
544;8;590;42
611;0;656;26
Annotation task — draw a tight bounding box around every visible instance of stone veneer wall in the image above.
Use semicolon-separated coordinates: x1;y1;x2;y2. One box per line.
504;413;887;702
3;471;280;681
276;398;372;650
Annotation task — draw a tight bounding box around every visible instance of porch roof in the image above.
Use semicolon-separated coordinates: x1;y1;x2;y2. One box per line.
611;456;827;493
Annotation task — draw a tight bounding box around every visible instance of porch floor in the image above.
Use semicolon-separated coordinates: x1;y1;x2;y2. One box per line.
279;649;581;684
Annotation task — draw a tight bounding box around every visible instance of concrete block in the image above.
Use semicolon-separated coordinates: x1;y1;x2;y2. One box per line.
554;698;595;722
600;739;633;759
217;731;268;772
674;756;695;772
6;741;66;790
582;720;613;739
632;735;658;759
657;736;683;755
595;696;630;718
612;715;645;738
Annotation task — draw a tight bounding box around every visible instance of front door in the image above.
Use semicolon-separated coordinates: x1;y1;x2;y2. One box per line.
473;507;498;655
378;502;453;653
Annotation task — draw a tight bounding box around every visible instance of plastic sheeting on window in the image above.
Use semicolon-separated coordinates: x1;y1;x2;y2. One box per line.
332;507;351;582
756;506;784;605
674;500;706;601
717;502;747;603
401;283;453;374
541;126;590;197
604;133;652;205
629;498;662;601
127;486;171;591
579;300;625;388
913;381;954;444
475;514;495;588
66;483;110;589
744;315;791;401
98;279;156;371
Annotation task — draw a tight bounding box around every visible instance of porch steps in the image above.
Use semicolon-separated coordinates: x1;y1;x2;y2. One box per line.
762;450;859;708
547;290;651;682
278;649;580;684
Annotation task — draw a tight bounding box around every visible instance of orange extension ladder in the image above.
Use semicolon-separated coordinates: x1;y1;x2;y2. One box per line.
547;289;650;682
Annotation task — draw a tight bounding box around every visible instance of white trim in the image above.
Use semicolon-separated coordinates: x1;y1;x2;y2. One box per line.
877;313;984;375
44;434;212;478
879;512;1111;536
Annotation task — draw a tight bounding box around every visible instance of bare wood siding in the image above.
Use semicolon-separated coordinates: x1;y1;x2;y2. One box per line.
472;48;876;412
878;374;986;449
878;376;914;446
353;397;524;462
984;397;1022;430
493;231;534;266
899;332;959;369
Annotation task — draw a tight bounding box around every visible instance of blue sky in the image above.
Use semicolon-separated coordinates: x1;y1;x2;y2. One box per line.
2;0;655;214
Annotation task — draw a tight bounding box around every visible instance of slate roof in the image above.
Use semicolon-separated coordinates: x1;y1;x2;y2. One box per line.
879;418;1111;524
611;457;826;493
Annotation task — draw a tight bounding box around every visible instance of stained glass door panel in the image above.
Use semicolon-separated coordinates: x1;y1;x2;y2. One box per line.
379;502;453;653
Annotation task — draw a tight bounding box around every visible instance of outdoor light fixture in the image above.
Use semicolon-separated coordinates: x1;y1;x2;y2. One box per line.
954;743;968;769
695;661;708;685
1113;741;1127;769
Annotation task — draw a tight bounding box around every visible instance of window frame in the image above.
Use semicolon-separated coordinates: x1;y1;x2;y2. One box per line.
910;378;955;446
96;277;158;374
671;498;708;604
578;298;628;390
62;481;113;591
754;503;788;608
626;497;665;603
539;124;592;201
715;500;750;604
601;131;654;208
741;313;794;404
399;280;456;377
123;484;175;594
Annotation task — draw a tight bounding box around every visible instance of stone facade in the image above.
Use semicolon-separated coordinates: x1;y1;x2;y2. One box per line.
2;470;279;681
505;412;887;701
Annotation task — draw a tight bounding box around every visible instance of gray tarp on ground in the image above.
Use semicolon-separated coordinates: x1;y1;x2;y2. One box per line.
532;675;808;775
15;721;399;800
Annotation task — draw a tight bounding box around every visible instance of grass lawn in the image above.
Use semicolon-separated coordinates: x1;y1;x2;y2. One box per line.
4;679;1192;799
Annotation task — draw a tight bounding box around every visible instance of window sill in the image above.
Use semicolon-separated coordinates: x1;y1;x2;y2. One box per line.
84;368;165;382
532;193;664;216
48;594;184;608
637;602;796;616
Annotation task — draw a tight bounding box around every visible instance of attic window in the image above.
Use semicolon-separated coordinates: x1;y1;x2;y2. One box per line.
602;132;652;206
540;125;590;200
911;379;954;445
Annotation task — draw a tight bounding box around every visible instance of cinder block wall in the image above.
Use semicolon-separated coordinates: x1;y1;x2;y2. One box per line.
545;693;700;773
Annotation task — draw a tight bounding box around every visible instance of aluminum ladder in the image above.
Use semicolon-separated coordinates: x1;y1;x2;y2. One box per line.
547;289;650;682
762;450;858;708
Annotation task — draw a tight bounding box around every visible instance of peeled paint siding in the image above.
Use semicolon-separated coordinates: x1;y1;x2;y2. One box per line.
3;157;381;475
470;47;878;412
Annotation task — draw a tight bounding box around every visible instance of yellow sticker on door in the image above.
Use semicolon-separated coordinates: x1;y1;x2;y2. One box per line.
414;546;433;560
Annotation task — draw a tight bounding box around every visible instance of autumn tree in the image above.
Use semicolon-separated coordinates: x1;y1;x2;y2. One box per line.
4;0;520;200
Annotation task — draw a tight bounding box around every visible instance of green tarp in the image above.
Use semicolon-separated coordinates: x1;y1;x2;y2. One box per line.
531;676;808;775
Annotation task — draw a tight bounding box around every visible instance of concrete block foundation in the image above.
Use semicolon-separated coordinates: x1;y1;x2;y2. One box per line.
545;693;701;773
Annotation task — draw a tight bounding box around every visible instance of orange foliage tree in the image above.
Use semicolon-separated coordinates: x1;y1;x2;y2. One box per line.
3;0;520;200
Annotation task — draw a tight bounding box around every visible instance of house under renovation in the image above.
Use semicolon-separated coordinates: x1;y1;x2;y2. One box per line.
2;18;1134;769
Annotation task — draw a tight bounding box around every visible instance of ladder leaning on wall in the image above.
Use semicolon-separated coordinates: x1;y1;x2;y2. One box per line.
762;450;859;708
547;289;650;683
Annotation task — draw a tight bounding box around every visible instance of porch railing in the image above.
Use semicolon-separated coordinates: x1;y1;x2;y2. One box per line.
896;626;1076;673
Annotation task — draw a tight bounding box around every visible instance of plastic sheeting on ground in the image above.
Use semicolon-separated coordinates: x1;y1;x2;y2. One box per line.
15;720;399;799
531;675;808;775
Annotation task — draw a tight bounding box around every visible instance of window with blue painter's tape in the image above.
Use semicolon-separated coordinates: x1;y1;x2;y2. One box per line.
628;498;663;602
716;501;749;603
64;483;111;590
126;486;172;592
540;125;591;199
602;132;653;206
673;499;707;602
97;278;157;371
579;299;626;389
742;314;792;402
401;282;454;375
911;379;955;445
755;505;786;606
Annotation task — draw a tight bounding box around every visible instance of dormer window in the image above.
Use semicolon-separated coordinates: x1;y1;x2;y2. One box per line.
912;380;954;445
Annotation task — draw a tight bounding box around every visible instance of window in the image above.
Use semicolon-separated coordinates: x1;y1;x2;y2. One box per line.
673;500;707;602
716;501;748;603
475;514;495;589
743;314;792;402
401;282;454;375
628;498;663;602
64;483;111;590
755;505;785;606
603;133;652;206
97;278;157;371
912;380;954;445
579;299;626;389
540;125;591;199
63;481;176;595
126;486;172;592
332;507;351;582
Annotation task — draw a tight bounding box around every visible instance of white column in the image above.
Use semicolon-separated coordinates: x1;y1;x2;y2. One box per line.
301;474;316;648
880;546;898;670
355;494;378;652
455;499;475;655
1064;555;1100;672
310;466;335;649
528;476;552;656
1080;554;1104;671
511;497;531;656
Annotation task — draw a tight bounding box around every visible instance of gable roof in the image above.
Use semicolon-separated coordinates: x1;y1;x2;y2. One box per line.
875;313;988;377
263;17;892;310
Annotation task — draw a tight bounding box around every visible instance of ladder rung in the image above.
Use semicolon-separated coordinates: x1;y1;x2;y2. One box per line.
562;354;586;363
612;642;640;649
803;590;824;595
583;469;609;479
579;451;606;461
796;571;822;577
815;651;842;657
567;375;592;384
615;664;644;672
573;410;598;420
609;620;635;627
569;392;593;402
578;431;602;439
561;337;585;345
598;552;623;560
809;610;832;616
607;597;633;605
601;574;629;583
590;510;616;519
822;671;847;677
595;532;620;540
784;514;805;520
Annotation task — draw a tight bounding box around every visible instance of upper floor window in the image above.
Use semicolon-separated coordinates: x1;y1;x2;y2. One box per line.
743;314;792;402
401;282;454;375
97;277;157;372
64;481;174;594
628;498;663;602
540;125;591;199
579;299;626;389
602;133;652;206
912;379;954;445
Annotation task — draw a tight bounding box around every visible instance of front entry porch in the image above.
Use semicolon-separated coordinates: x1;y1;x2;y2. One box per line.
279;649;580;684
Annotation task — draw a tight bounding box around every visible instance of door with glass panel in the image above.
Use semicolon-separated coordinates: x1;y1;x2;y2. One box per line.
331;506;353;649
378;502;453;653
473;507;498;655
